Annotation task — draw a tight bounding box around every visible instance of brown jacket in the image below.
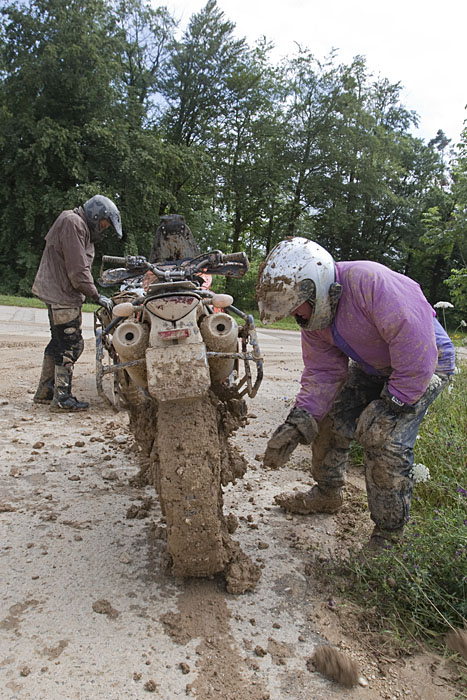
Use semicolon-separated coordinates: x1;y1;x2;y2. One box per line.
32;207;99;306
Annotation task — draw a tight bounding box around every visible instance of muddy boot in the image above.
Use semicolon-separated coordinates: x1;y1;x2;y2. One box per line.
367;525;404;553
51;365;89;412
274;485;343;515
33;354;55;404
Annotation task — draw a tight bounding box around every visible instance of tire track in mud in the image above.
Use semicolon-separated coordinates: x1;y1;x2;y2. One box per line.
161;582;270;700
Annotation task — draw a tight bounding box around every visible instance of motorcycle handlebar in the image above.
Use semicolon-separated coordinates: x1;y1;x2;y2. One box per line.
100;250;249;280
221;252;248;265
101;255;128;267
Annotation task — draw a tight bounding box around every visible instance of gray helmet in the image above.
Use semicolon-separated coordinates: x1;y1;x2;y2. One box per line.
83;195;122;241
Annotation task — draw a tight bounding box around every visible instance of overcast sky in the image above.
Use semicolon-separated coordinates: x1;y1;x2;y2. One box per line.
162;0;467;146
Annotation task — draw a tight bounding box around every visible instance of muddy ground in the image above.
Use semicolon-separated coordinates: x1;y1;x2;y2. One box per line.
0;309;465;700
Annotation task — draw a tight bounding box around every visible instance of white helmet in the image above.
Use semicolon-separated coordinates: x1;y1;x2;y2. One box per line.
256;237;337;330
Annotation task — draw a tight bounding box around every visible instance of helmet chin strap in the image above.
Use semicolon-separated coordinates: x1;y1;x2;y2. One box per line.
90;226;105;243
329;282;343;317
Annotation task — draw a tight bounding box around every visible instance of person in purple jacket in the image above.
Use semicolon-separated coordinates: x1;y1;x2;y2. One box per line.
256;237;455;552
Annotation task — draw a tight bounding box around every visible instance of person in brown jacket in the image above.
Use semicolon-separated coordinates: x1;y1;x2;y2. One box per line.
32;195;122;411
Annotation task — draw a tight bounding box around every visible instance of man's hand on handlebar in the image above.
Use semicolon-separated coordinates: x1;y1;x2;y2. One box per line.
126;255;149;270
97;295;114;312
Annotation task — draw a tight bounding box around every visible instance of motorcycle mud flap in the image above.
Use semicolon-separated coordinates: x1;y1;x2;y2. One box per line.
146;344;211;401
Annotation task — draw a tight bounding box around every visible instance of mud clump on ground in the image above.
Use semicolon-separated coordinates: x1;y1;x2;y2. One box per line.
446;629;467;660
92;599;120;619
223;537;261;595
309;645;360;688
126;497;153;519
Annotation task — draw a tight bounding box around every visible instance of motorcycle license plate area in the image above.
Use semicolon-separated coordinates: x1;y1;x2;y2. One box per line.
145;344;211;401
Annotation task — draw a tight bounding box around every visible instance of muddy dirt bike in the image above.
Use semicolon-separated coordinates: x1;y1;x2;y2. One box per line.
94;250;264;593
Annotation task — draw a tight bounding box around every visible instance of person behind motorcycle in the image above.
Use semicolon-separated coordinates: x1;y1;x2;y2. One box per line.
256;237;455;552
32;195;122;411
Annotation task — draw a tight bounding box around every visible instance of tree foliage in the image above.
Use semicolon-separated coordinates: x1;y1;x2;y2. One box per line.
0;0;464;314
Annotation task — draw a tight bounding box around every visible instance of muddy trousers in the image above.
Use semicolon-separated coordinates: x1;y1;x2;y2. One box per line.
311;363;448;532
35;306;84;403
44;305;84;367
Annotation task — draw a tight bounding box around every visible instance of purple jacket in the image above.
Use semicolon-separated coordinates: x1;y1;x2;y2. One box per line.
295;260;455;422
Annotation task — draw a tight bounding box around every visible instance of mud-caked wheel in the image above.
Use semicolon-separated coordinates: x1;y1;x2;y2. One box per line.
154;396;228;578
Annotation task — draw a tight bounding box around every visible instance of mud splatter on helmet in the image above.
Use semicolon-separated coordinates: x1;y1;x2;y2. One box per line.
256;237;339;331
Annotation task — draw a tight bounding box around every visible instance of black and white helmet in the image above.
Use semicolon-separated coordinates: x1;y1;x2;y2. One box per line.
256;237;337;330
83;195;122;240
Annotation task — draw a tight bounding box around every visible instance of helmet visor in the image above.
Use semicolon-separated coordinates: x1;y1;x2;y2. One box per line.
257;279;315;325
108;211;122;239
257;292;294;324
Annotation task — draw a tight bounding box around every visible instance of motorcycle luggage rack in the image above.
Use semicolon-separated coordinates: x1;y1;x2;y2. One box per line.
207;306;263;398
95;325;147;409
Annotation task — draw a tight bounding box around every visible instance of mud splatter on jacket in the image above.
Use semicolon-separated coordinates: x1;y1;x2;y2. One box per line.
32;207;99;306
295;260;455;422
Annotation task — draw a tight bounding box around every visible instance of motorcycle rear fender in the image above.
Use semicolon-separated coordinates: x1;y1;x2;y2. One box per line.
146;343;210;402
146;305;202;347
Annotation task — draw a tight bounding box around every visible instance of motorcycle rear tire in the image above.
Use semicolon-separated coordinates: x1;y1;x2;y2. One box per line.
154;396;228;578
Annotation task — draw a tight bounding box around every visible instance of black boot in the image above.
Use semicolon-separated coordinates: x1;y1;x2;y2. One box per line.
33;354;55;404
51;365;89;411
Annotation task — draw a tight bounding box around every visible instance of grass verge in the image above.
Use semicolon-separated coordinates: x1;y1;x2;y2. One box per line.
0;294;101;314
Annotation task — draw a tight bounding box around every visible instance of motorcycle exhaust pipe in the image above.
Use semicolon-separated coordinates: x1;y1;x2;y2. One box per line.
200;312;238;382
112;321;149;387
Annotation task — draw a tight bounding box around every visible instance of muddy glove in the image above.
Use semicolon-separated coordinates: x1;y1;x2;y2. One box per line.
380;385;416;414
264;407;318;468
355;399;398;450
126;255;148;270
97;295;114;312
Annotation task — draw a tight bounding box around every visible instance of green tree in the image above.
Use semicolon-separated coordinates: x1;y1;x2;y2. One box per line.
280;51;444;271
113;0;175;126
157;0;248;218
210;41;287;254
0;0;124;293
442;126;467;316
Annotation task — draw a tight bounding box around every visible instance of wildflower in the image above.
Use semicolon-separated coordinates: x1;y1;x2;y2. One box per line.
457;487;467;497
434;301;454;330
460;320;467;327
409;463;431;483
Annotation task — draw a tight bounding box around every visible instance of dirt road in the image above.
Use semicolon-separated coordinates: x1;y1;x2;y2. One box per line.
0;308;463;699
